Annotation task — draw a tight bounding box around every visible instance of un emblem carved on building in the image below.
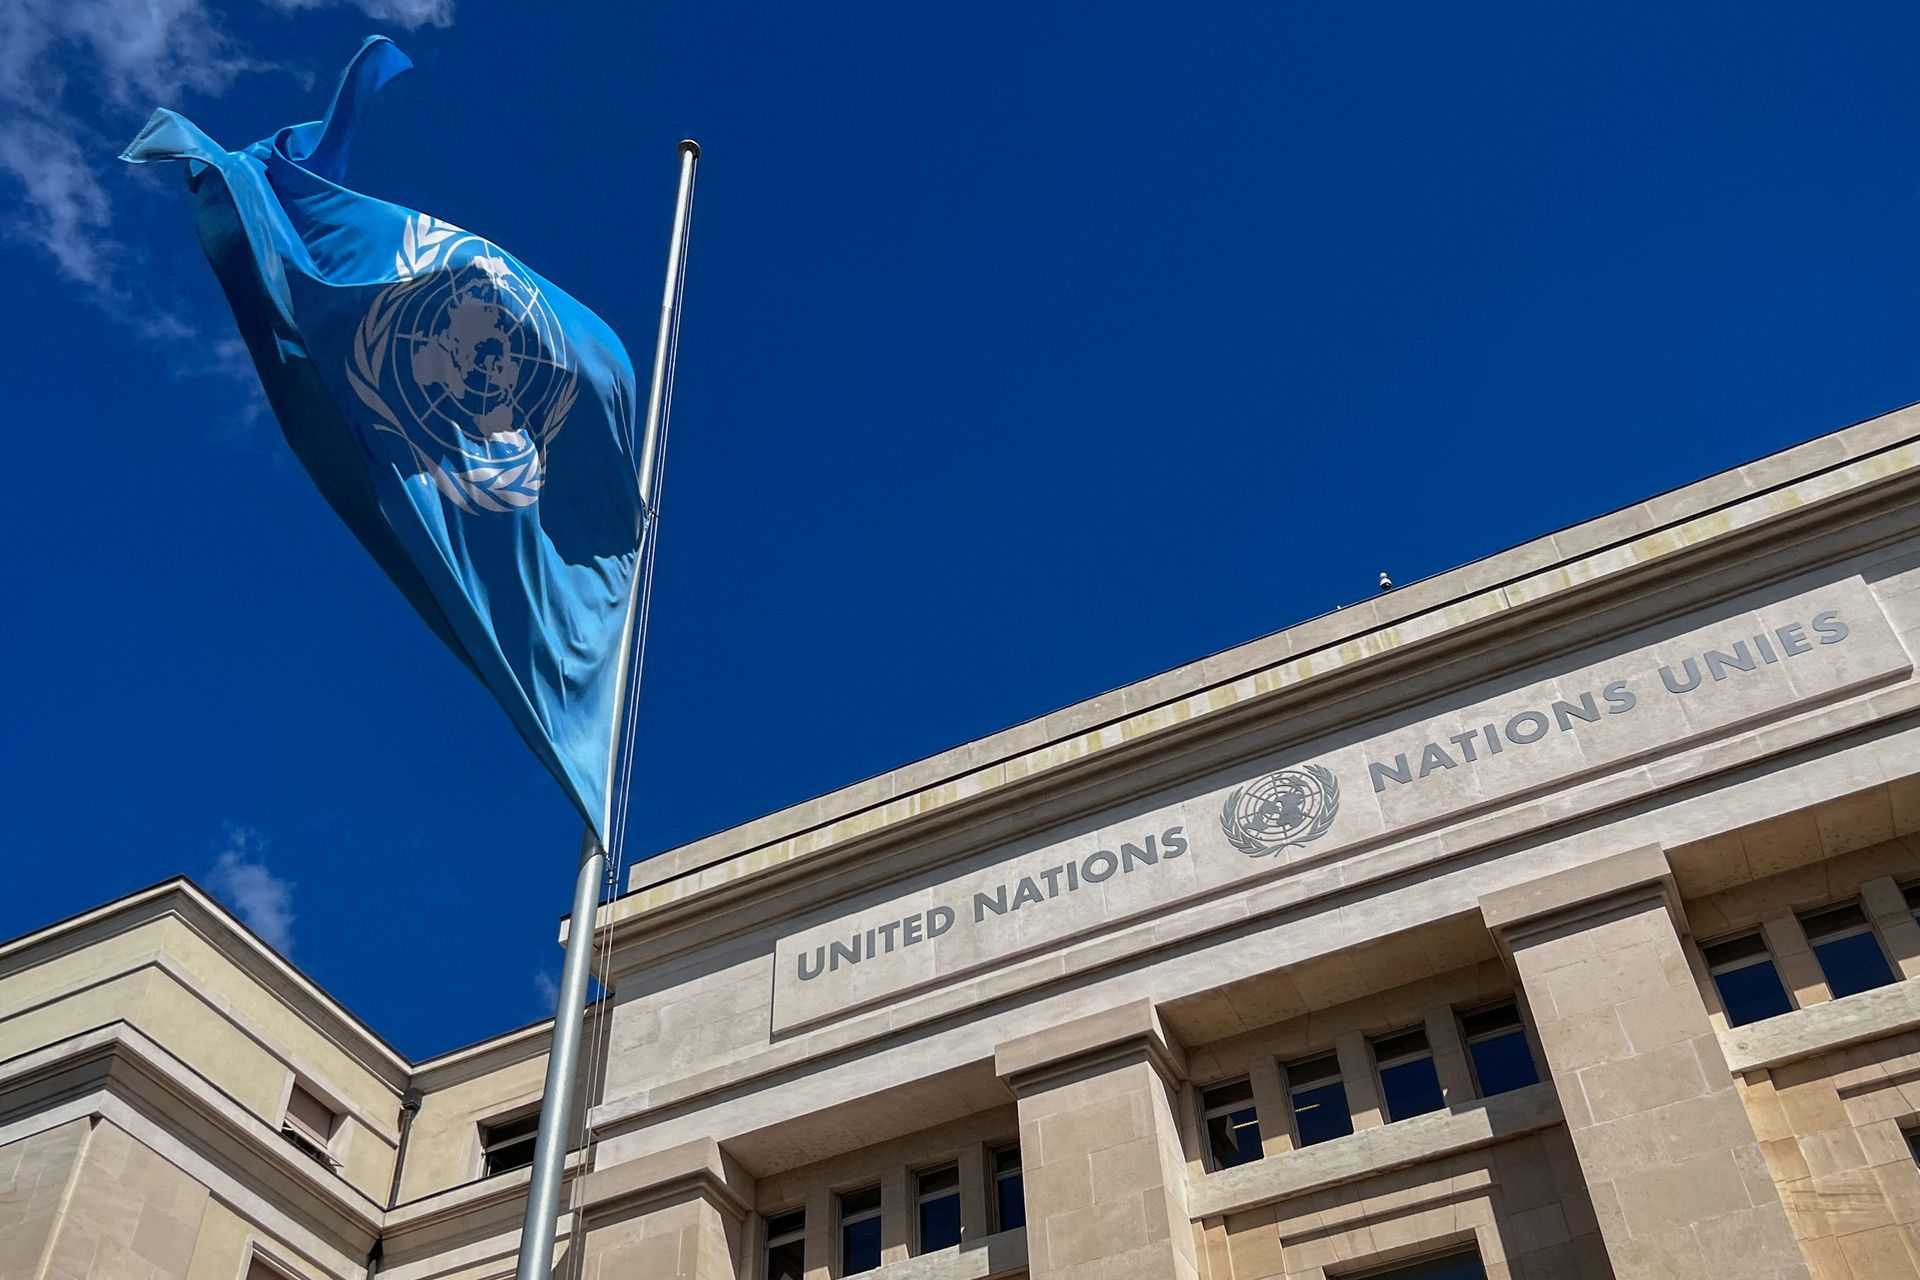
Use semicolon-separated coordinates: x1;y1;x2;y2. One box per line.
1220;764;1341;857
348;214;579;514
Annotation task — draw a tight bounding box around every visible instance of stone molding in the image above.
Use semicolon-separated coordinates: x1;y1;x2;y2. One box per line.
1719;975;1920;1075
840;1226;1029;1280
613;417;1920;925
574;1136;754;1222
1185;1080;1561;1221
0;1021;384;1254
0;879;413;1086
0;950;406;1149
992;998;1186;1094
1479;843;1685;952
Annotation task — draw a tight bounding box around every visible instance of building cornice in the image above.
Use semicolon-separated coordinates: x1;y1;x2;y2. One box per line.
0;879;415;1085
0;1021;387;1243
599;411;1920;958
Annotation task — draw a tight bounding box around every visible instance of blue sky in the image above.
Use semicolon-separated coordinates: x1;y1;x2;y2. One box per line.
6;1;1920;1057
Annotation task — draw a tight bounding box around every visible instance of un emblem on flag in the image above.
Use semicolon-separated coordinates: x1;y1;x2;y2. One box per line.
348;214;579;513
1219;765;1340;858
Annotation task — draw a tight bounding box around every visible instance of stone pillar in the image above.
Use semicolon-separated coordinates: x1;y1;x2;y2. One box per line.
1482;845;1810;1280
1861;875;1920;980
1247;1056;1294;1158
575;1138;754;1280
994;999;1199;1280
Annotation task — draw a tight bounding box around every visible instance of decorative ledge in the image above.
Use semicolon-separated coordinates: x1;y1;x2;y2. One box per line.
1720;976;1920;1074
1186;1081;1561;1220
846;1228;1028;1280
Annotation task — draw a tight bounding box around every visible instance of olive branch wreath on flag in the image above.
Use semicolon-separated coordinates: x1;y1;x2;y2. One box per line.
345;212;580;514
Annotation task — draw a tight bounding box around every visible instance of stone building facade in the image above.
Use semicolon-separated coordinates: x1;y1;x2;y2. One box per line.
8;407;1920;1280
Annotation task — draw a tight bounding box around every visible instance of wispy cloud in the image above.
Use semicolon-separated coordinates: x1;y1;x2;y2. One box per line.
267;0;455;28
206;822;298;953
0;0;452;364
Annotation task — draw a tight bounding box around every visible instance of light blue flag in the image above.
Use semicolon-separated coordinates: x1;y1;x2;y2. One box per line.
124;37;644;844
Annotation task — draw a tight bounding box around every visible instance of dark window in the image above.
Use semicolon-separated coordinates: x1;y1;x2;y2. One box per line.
1907;1129;1920;1169
1371;1027;1445;1122
765;1208;805;1280
1459;1001;1540;1097
915;1163;962;1253
479;1110;540;1177
1200;1077;1263;1169
1903;880;1920;928
281;1084;338;1167
992;1144;1025;1232
1801;902;1896;998
1285;1052;1353;1147
1702;931;1794;1026
1341;1244;1487;1279
839;1184;882;1275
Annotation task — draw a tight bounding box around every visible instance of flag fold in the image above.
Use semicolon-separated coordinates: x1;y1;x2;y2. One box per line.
125;37;645;842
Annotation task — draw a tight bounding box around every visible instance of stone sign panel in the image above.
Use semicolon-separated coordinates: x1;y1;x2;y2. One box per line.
770;575;1911;1033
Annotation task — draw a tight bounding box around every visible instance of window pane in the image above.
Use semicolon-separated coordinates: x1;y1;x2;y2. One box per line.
1459;1001;1522;1042
1800;902;1870;941
993;1145;1022;1177
1347;1246;1487;1280
1467;1029;1540;1096
483;1133;537;1176
485;1111;541;1145
1702;932;1770;968
1811;932;1896;999
767;1209;805;1241
286;1085;333;1139
1712;959;1793;1026
995;1170;1025;1231
840;1184;882;1217
1371;1027;1429;1063
1287;1053;1342;1088
1378;1055;1445;1122
919;1192;962;1252
1290;1080;1353;1147
766;1237;805;1280
841;1216;881;1275
1201;1078;1254;1111
1205;1105;1262;1169
917;1164;959;1196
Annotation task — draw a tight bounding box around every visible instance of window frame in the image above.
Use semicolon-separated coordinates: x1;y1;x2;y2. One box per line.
280;1081;340;1169
1198;1076;1263;1170
1456;999;1540;1098
1336;1242;1487;1279
1283;1050;1354;1148
1700;928;1795;1025
478;1106;542;1178
763;1205;806;1280
1798;900;1897;998
1368;1026;1445;1123
990;1142;1024;1234
837;1182;884;1277
912;1161;962;1254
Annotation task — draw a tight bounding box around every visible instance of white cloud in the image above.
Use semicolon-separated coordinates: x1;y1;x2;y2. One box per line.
266;0;454;29
206;822;298;953
532;969;560;1010
0;0;452;358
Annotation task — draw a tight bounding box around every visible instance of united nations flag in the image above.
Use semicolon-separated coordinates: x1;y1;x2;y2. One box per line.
123;38;645;843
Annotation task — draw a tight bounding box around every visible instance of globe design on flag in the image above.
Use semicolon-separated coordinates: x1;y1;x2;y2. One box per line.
1219;764;1340;857
349;216;580;513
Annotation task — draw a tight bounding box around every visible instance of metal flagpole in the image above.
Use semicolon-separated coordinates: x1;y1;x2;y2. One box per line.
515;138;700;1280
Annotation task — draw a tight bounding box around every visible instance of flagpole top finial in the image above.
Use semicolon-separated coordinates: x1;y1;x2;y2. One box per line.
678;139;701;159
